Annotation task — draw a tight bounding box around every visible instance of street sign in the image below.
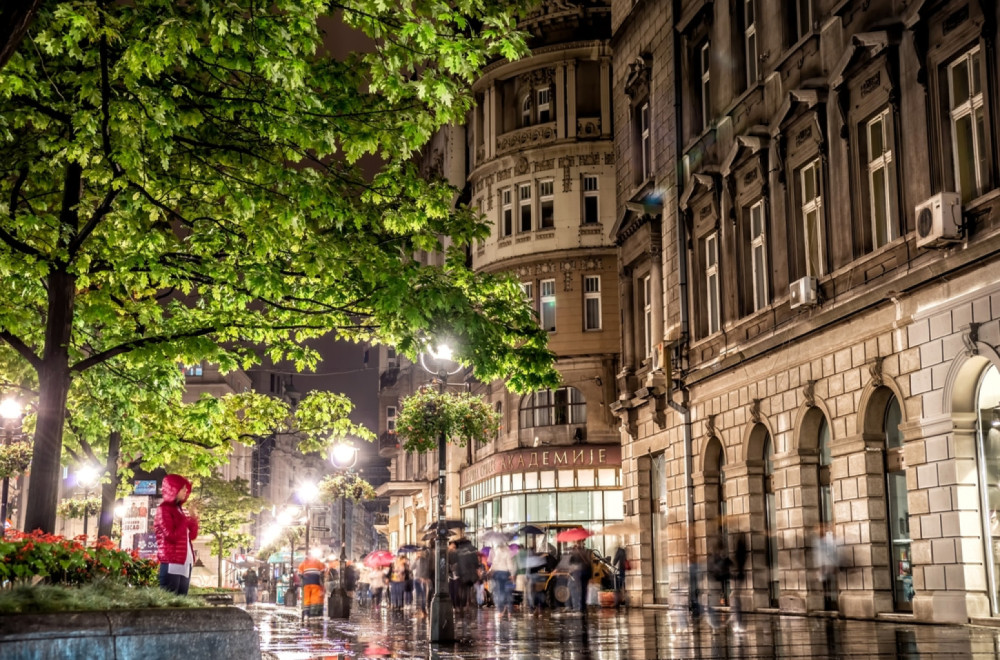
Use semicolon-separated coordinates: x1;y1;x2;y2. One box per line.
311;526;331;532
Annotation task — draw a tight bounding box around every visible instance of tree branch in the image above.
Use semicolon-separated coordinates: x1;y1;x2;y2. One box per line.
70;326;219;373
0;328;42;370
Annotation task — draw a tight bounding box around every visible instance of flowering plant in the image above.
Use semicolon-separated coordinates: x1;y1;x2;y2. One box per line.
0;530;157;587
56;496;102;520
0;441;32;479
319;472;377;503
396;387;500;453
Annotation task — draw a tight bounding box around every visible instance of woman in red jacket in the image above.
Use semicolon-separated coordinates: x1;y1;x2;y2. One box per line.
154;474;199;595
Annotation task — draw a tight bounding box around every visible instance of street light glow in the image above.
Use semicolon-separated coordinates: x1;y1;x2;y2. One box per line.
76;464;101;489
0;398;22;420
297;481;319;504
431;343;453;361
330;442;358;470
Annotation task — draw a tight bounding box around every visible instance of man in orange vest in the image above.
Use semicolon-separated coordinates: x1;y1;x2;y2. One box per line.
298;554;326;617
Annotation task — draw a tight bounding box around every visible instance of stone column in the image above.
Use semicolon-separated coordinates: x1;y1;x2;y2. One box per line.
555;63;566;139
908;413;991;623
772;451;822;613
619;267;635;373
485;84;496;161
600;58;611;138
831;431;894;618
565;61;577;139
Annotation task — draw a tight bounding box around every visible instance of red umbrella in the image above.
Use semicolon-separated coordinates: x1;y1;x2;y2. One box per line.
555;527;592;542
363;550;394;568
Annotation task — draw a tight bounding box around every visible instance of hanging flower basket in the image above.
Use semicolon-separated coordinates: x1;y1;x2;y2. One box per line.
56;496;102;520
395;387;500;453
318;473;377;503
0;441;32;480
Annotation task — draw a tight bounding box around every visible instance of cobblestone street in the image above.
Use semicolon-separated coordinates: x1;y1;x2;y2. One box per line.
250;603;1000;659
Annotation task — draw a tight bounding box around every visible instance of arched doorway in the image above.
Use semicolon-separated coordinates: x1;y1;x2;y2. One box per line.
975;365;1000;614
816;415;837;609
883;395;912;611
704;436;728;607
763;431;778;607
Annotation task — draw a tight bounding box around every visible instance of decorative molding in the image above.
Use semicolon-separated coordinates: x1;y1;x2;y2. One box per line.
577;117;601;138
533;158;555;172
706;414;718;439
963;323;982;356
803;380;816;408
869;356;885;387
514;156;530;176
517;67;556;90
624;54;652;101
498;124;558;157
749;399;761;424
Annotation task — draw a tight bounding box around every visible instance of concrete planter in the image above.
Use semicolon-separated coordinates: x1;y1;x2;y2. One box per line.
0;607;260;660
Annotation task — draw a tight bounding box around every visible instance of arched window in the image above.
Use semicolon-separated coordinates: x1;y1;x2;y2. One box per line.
816;414;837;610
519;387;586;428
522;95;532;127
883;394;912;611
763;432;779;607
976;365;1000;614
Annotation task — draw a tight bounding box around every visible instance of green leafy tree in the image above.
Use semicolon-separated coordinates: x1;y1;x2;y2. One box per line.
193;474;267;588
0;0;556;535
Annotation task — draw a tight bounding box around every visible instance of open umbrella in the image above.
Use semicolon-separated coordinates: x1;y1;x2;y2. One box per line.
397;544;420;554
517;524;544;536
363;549;394;568
422;519;466;532
420;531;443;542
481;530;510;547
555;527;592;543
597;521;641;536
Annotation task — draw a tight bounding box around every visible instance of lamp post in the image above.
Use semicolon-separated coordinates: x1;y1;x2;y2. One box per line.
296;481;320;559
419;343;462;643
76;464;101;543
277;506;300;588
328;441;359;619
0;398;23;531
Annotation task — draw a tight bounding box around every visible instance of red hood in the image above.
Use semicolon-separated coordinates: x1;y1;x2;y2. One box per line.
161;474;192;505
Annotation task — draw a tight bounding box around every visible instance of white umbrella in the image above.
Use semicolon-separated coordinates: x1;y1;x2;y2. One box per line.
596;521;641;536
481;530;511;547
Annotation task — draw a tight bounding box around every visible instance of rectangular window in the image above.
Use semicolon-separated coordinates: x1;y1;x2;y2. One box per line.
642;275;653;359
184;364;203;377
700;42;711;129
866;109;896;247
539;180;554;229
744;0;758;87
540;279;556;332
584;275;601;331
521;281;534;304
749;200;768;311
386;406;397;432
583;175;599;224
537;88;551;123
519;183;532;232
500;187;513;237
795;0;812;40
706;233;720;335
948;47;987;203
640;102;651;181
799;159;824;277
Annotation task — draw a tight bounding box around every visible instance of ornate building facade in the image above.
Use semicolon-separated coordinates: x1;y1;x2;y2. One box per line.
612;0;1000;627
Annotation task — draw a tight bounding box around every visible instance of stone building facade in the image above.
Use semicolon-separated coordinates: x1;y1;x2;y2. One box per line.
611;0;1000;626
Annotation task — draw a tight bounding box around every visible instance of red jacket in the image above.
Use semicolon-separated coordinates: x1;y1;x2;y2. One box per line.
154;474;199;564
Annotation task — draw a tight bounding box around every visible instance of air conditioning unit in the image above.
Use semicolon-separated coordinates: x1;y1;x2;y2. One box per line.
789;276;818;309
915;192;962;248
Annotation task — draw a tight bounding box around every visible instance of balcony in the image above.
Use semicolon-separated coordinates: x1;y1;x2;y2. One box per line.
378;431;400;458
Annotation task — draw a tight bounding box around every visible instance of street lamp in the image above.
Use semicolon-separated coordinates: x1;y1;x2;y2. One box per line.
328;441;359;619
0;398;23;531
419;342;463;643
76;464;101;543
295;481;320;564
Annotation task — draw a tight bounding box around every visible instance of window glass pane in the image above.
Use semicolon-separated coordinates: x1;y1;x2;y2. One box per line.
541;300;556;332
803;164;816;200
577;469;595;488
604;490;624;520
868;116;884;156
872;166;888;245
557;492;591;521
751;203;762;237
597;468;617;487
585;298;601;329
956;114;976;202
976;106;987;191
540;471;555;489
502;495;525;523
591;492;604;519
524;472;538;490
708;273;719;331
951;58;970;107
540;200;554;228
746;33;757;84
972;50;982;95
753;244;766;308
558;469;575;488
512;473;523;491
805;209;820;276
818;417;831;466
885;397;903;449
584;193;598;224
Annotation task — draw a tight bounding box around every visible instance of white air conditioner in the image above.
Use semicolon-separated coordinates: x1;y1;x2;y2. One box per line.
915;192;962;248
789;276;818;309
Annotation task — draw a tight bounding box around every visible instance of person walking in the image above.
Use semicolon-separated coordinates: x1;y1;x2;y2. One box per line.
568;543;593;618
243;567;259;606
298;554;326;618
489;544;517;619
154;474;199;596
388;555;409;610
706;536;732;630
412;548;432;617
612;545;627;607
369;565;386;612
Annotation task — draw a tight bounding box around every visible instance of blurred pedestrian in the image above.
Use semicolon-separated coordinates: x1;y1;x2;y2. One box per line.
612;545;627;607
815;523;840;610
388;554;409;610
490;544;516;618
730;533;748;632
154;474;199;596
243;567;259;606
369;565;386;612
706;536;732;630
412;547;432;617
568;542;593;618
298;554;326;617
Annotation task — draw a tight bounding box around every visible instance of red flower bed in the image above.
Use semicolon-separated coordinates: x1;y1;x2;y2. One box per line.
0;530;157;587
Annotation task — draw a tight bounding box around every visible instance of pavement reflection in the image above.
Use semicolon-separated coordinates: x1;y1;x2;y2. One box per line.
250;604;1000;659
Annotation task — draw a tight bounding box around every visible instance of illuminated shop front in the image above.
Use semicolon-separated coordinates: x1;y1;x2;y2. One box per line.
459;444;623;556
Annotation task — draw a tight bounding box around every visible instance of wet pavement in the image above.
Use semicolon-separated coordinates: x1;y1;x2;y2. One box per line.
250;603;1000;659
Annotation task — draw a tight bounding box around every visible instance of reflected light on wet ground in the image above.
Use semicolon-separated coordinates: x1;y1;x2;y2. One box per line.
250;604;1000;660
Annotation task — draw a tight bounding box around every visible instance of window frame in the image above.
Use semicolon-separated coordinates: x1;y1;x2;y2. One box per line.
700;41;711;130
540;278;556;332
583;275;602;331
519;387;586;429
518;182;533;233
386;406;397;432
795;0;812;42
640;102;651;181
582;175;600;224
748;199;768;312
539;179;555;229
705;232;721;335
864;108;897;248
799;158;825;278
500;187;513;238
744;0;758;88
537;87;551;124
947;45;987;203
642;274;653;359
522;95;532;127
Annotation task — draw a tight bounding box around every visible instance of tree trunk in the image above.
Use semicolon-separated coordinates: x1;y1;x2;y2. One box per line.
0;0;44;72
97;430;121;539
23;268;77;534
218;542;223;588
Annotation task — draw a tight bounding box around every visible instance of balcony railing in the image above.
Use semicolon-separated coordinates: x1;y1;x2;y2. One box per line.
378;431;400;457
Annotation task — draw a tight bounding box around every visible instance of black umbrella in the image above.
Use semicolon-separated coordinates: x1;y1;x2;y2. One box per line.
421;529;456;541
517;525;544;536
422;519;466;532
398;544;420;553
